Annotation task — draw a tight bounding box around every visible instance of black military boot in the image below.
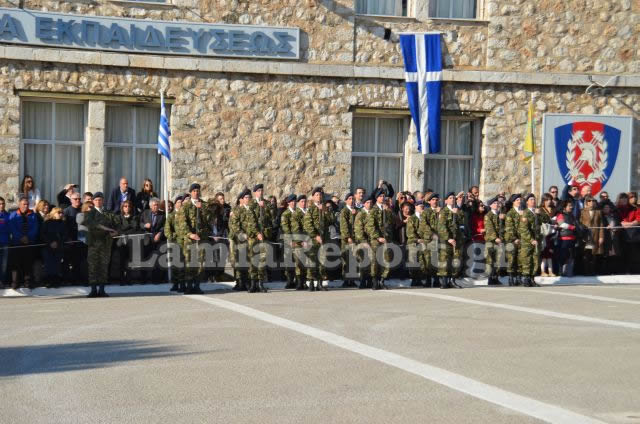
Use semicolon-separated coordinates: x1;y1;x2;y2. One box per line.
258;280;268;293
308;279;316;292
192;282;204;294
528;276;540;287
379;278;389;290
97;285;109;297
372;278;380;290
295;276;304;290
318;280;328;291
170;282;179;292
440;277;450;289
432;275;440;288
248;280;257;293
410;278;418;287
285;273;295;289
515;274;524;286
508;274;514;286
87;285;98;298
358;277;367;289
177;282;186;293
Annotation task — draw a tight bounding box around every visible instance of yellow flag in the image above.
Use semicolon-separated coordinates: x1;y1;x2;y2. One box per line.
523;101;535;161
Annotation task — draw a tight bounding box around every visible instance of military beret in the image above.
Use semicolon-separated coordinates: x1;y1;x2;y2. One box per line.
189;183;201;192
365;194;376;203
487;196;499;206
509;193;522;203
375;190;385;199
285;194;297;203
174;195;184;203
238;188;251;200
93;192;104;199
425;193;439;201
415;200;425;206
524;193;536;202
445;192;456;200
344;192;354;201
311;187;324;196
297;194;307;202
253;184;264;192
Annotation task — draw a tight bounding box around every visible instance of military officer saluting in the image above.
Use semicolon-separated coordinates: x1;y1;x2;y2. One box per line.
279;194;298;289
85;192;116;298
484;196;503;285
339;192;358;288
304;187;331;292
176;183;210;295
517;194;542;287
504;193;523;286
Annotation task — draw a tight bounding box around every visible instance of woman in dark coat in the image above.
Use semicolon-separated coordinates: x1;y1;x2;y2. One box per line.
135;178;158;215
113;200;140;285
40;207;67;287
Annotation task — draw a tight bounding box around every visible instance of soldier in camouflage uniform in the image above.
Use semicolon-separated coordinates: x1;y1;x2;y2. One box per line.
339;192;358;288
354;196;373;289
239;188;268;293
436;192;464;289
165;195;185;292
504;193;523;286
304;187;331;291
176;183;210;294
421;193;440;287
484;197;503;286
249;184;274;282
291;195;308;290
405;200;424;287
279;194;298;289
85;192;116;298
229;194;249;291
517;194;542;287
367;191;393;290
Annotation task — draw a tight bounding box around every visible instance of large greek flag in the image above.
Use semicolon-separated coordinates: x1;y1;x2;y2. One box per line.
157;92;171;161
399;33;442;154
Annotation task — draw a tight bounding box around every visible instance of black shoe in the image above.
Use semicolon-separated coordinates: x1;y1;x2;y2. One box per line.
97;286;109;297
285;275;295;289
308;280;316;292
318;281;328;291
259;281;268;293
528;277;540;287
177;282;186;293
379;279;389;290
170;283;179;292
372;278;379;290
440;277;450;289
184;282;193;294
87;286;98;298
192;283;204;295
295;277;304;290
248;280;257;293
515;275;524;286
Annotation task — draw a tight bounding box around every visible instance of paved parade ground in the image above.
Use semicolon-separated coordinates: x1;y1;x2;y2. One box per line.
1;284;640;424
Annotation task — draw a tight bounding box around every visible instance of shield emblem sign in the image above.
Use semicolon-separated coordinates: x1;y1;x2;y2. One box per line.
554;122;621;196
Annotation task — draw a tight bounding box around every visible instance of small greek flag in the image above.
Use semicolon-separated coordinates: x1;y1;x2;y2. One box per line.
399;32;442;154
157;92;171;161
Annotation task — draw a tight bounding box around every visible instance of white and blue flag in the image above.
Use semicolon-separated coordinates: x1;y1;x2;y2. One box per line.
157;92;171;161
399;33;442;154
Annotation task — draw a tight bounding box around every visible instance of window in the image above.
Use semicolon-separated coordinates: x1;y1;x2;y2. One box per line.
424;118;482;196
352;116;407;193
430;0;476;19
104;105;163;197
356;0;408;16
21;100;86;202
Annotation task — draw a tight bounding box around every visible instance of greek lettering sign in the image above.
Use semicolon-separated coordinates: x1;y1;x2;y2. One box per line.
0;7;299;59
542;114;634;197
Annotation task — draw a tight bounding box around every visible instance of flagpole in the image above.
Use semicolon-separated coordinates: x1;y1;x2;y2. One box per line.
161;91;172;285
530;94;535;195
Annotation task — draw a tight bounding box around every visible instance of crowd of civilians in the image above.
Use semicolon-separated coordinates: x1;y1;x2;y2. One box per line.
1;175;639;291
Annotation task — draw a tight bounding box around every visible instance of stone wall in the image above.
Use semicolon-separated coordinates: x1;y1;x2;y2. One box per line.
2;0;637;73
0;59;638;204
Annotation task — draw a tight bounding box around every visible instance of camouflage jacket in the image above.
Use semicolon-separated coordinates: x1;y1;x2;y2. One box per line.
484;210;502;243
164;211;182;244
304;203;331;240
339;206;358;244
354;209;370;244
406;214;422;244
366;204;392;241
176;199;211;242
279;207;296;236
228;206;245;242
420;209;438;241
85;208;115;245
249;198;273;240
517;208;541;244
436;206;459;243
239;205;260;241
504;208;521;243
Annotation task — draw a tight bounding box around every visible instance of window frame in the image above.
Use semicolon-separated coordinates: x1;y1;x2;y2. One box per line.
19;98;87;202
355;0;409;18
351;115;408;192
423;116;482;193
104;103;164;197
429;0;478;20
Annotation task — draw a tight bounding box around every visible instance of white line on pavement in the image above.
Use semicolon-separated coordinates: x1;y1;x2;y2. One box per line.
508;289;640;305
187;295;605;424
387;291;640;330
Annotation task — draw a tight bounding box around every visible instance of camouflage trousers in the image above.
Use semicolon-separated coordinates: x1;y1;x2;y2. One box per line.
341;242;357;280
167;241;184;283
306;240;327;282
485;242;502;275
505;242;519;274
292;245;307;278
369;240;392;279
183;240;207;282
248;239;267;282
231;240;250;281
88;238;111;285
354;242;371;280
518;241;539;277
406;242;428;279
437;241;462;277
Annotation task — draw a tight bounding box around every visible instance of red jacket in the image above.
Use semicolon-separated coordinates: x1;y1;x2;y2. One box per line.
471;212;485;242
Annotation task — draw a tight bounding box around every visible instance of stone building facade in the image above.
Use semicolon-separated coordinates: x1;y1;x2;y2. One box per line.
0;0;638;204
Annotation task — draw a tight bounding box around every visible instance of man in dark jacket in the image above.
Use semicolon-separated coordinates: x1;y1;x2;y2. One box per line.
63;192;85;283
140;198;165;282
8;196;40;289
107;177;136;213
